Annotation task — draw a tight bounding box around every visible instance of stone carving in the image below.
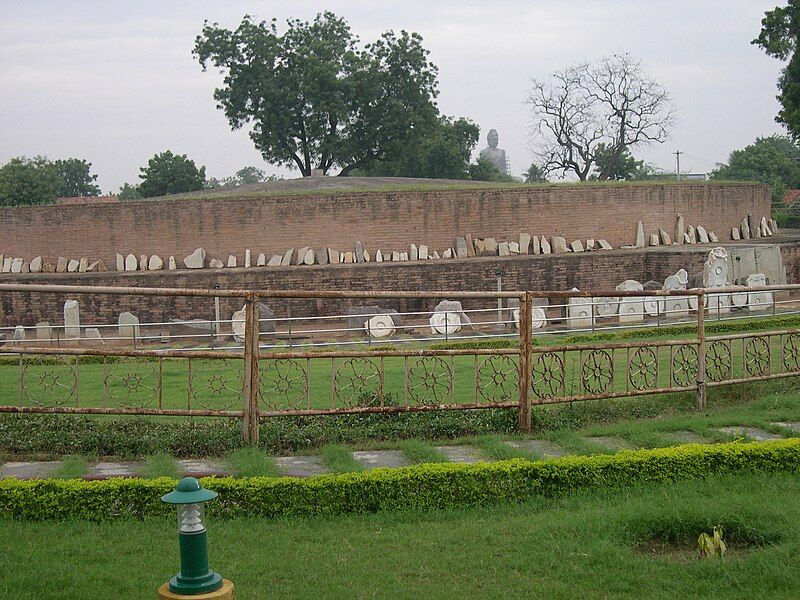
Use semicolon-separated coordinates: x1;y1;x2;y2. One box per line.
541;236;551;254
730;287;749;308
139;255;148;271
66;259;79;273
64;300;80;339
209;258;224;269
148;255;163;270
365;314;396;338
649;234;659;246
12;326;25;342
478;128;508;174
659;229;672;245
512;306;547;329
567;289;593;329
703;247;728;287
29;256;42;273
635;221;645;248
697;226;709;243
118;312;140;340
675;213;685;245
84;328;104;343
116;253;124;271
184;248;206;269
593;297;619;318
430;311;462;335
346;306;403;335
227;255;237;268
552;236;568;253
231;308;246;342
281;249;294;266
616;280;644;323
731;227;740;240
746;273;772;312
662;271;689;318
455;237;468;258
257;253;267;267
519;233;531;254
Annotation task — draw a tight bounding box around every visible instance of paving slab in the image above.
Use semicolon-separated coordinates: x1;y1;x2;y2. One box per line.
715;426;782;441
662;430;711;445
276;456;329;477
434;445;486;464
0;461;61;479
177;459;231;477
505;440;568;458
86;461;143;479
585;436;634;451
772;421;800;433
352;450;408;469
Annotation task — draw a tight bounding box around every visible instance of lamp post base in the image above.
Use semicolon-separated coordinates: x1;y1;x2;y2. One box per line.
158;578;235;599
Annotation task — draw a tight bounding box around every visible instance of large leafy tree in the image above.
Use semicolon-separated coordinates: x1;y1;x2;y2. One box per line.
206;166;275;189
137;151;206;198
0;156;61;206
53;158;100;197
591;143;646;180
711;135;800;204
754;2;800;139
526;54;675;180
193;12;440;176
357;117;479;179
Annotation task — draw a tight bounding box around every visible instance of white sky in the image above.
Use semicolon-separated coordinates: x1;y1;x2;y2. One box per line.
0;0;787;192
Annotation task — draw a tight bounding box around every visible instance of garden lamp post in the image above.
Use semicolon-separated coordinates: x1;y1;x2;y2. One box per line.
158;477;234;599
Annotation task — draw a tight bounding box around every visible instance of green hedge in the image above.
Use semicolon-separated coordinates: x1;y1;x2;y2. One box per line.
2;439;799;521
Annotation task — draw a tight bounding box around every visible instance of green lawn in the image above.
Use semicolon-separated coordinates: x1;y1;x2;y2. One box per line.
2;472;798;599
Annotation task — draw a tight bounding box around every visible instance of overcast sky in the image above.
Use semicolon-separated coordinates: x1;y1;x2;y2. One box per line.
0;1;787;192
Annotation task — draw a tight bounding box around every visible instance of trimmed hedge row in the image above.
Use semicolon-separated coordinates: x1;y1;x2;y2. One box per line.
2;439;799;521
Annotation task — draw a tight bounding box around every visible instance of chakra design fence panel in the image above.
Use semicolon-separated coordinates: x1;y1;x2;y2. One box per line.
189;358;242;410
581;349;614;395
531;352;565;400
20;354;78;407
671;344;698;387
628;347;658;391
406;356;453;405
334;357;383;408
744;336;770;377
706;341;732;382
104;357;160;409
259;359;309;410
476;355;518;402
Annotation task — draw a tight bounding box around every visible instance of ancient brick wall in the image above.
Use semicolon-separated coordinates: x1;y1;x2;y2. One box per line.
3;241;796;330
0;182;770;268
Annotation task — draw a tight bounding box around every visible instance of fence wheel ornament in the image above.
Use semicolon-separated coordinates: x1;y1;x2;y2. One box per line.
104;358;158;408
21;355;77;407
407;356;452;404
334;358;382;407
260;359;308;409
531;352;565;399
477;355;518;402
628;347;657;390
706;341;732;382
189;359;242;410
744;336;770;377
671;344;698;387
581;350;614;394
783;333;800;372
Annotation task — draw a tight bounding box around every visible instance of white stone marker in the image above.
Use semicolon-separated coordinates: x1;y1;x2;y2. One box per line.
184;248;206;269
118;312;140;340
125;254;138;271
148;255;163;270
64;300;80;339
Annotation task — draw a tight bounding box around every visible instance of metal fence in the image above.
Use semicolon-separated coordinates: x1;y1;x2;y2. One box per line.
0;283;799;443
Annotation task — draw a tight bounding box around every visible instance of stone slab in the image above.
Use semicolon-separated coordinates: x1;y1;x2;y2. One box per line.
662;430;710;445
275;456;329;477
505;439;567;458
434;445;486;464
87;461;143;478
177;459;231;477
352;450;409;469
714;426;782;441
585;436;633;451
772;421;800;433
0;460;61;479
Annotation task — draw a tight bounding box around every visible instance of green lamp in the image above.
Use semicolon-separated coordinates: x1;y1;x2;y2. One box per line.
161;477;224;595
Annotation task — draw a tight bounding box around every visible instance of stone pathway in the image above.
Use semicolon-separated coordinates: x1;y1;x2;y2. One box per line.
0;427;792;480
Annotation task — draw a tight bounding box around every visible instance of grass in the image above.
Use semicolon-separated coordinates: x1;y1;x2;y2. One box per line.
226;448;280;477
1;471;797;599
318;444;363;473
140;452;179;479
396;439;447;463
470;434;541;460
50;454;88;479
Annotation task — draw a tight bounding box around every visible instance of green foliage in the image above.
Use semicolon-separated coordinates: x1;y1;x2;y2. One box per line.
397;439;448;463
0;156;60;206
591;143;648;180
206;166;277;189
53;158;100;197
357;117;480;179
319;444;363;473
754;2;800;139
468;156;516;182
698;525;727;558
227;448;280;477
140;452;180;479
710;135;800;204
117;182;143;200
194;12;440;176
2;439;799;521
523;162;547;183
137;150;206;198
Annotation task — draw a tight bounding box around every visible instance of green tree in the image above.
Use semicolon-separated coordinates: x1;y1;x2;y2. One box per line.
206;166;273;189
523;162;547;183
591;144;646;180
137;151;206;198
711;135;800;204
468;156;516;182
194;12;439;176
0;156;60;206
117;182;142;200
754;2;800;139
357;117;479;179
53;158;100;197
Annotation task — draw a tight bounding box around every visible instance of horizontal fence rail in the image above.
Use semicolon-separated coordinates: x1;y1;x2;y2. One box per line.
1;283;799;442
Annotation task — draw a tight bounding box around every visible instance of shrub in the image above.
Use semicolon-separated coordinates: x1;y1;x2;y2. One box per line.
2;439;799;521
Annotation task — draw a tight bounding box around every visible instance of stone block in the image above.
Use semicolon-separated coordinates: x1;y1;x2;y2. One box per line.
659;229;672;245
148;255;163;270
635;221;645;248
183;248;206;269
29;256;42;273
484;237;498;255
168;256;177;270
355;241;364;263
256;253;266;266
570;240;584;252
686;225;696;243
540;236;551;254
115;253;124;271
295;247;308;266
697;225;709;243
509;241;520;254
315;249;328;265
35;321;51;342
227;255;237;268
455;237;468;258
209;258;224;268
649;234;659;246
532;235;541;254
731;227;740;240
419;245;429;260
675;213;685;245
78;257;88;272
303;248;314;265
281;248;294;266
552;236;568;253
244;249;251;268
64;300;80;339
327;249;339;264
139;255;148;270
118;312;140;340
498;242;510;256
519;232;531;254
66;259;79;273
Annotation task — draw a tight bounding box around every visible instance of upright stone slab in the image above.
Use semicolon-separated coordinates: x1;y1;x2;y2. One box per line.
355;241;365;263
662;272;689;318
741;217;751;239
498;242;510;256
375;249;383;263
746;273;772;311
509;241;520;254
29;256;43;273
12;326;25;342
598;239;612;250
616;280;644;323
118;312;140;340
570;240;584;252
593;297;619;318
410;244;419;261
697;226;709;243
344;251;355;263
4;257;15;273
256;253;266;267
315;249;328;265
567;289;593;329
552;236;568;253
267;255;282;267
708;231;719;243
139;255;148;270
244;249;251;268
648;234;659;246
168;256;177;270
731;227;741;240
703;247;729;287
659;229;671;245
540;236;551;254
635;221;645;248
35;322;51;342
419;245;429;260
675;213;685;245
227;255;237;268
66;259;79;273
295;247;308;266
183;248;206;269
78;257;89;272
465;233;476;257
209;258;224;268
532;235;541;254
455;237;468;258
327;249;339;264
63;300;80;340
148;255;163;270
281;249;294;266
484;238;498;255
686;225;696;244
116;253;124;272
303;248;314;265
519;232;531;254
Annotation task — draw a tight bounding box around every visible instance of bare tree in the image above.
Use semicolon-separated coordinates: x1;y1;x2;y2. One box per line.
526;54;675;181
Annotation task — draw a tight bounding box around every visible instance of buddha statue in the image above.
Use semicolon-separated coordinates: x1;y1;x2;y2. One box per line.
478;129;508;174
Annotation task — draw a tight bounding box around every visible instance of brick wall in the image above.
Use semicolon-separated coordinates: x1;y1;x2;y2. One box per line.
3;241;797;330
0;182;770;268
